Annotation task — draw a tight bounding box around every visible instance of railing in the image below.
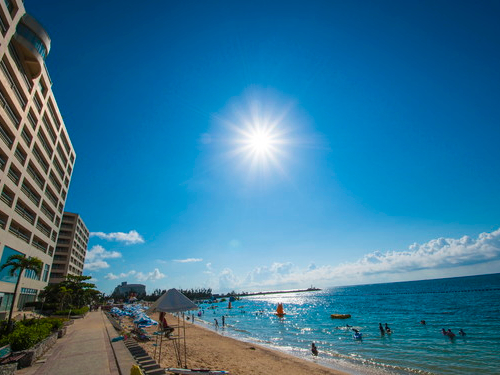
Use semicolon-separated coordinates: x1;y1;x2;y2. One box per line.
32;146;48;172
28;111;37;130
48;102;61;129
38;132;53;157
32;239;47;252
57;144;68;165
8;44;32;91
36;221;50;238
43;117;56;144
0;123;13;147
7;167;20;185
15;203;35;224
21;183;40;206
0;191;13;206
0;90;20;128
1;61;26;109
21;129;32;146
54;160;64;180
27;164;44;189
33;94;42;112
8;225;30;243
0;154;6;170
40;203;55;222
44;188;58;207
14;148;26;165
49;173;61;192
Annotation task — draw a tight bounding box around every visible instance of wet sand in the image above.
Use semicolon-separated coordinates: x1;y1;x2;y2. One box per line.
121;313;349;375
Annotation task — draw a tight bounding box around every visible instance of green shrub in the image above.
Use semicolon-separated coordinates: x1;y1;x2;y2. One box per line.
0;323;52;351
53;306;89;316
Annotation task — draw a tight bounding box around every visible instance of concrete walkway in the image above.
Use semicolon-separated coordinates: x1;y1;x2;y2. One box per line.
17;311;122;375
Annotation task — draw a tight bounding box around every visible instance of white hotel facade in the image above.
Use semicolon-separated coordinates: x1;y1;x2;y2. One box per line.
0;0;76;317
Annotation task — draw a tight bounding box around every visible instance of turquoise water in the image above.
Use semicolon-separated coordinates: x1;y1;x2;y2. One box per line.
196;273;500;374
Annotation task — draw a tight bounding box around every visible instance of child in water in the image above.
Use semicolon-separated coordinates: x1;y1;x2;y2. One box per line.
311;342;318;356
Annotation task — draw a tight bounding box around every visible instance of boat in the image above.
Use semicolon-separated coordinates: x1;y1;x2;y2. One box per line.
275;303;286;317
331;314;351;319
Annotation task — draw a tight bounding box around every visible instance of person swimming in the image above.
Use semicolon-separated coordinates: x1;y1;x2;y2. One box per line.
459;329;466;336
420;320;426;325
447;329;455;338
311;342;318;356
384;323;392;334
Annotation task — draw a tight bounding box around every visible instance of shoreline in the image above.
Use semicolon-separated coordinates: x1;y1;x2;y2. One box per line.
123;313;350;375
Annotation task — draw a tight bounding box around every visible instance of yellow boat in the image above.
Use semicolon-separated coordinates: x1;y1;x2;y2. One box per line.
331;314;351;319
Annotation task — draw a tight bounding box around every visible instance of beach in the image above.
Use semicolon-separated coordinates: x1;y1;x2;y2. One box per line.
122;312;348;375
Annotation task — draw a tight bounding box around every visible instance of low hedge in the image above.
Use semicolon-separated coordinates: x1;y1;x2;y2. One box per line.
53;306;89;316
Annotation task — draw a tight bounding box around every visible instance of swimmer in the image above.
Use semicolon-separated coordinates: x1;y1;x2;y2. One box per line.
384;323;392;334
420;320;426;325
459;329;466;336
311;342;318;356
379;323;385;336
442;328;447;335
447;329;455;338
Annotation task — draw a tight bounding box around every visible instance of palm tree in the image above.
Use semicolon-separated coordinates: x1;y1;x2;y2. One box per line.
0;254;42;331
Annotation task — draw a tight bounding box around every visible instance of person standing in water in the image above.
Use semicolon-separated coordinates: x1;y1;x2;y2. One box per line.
385;323;392;334
379;323;385;336
311;343;318;356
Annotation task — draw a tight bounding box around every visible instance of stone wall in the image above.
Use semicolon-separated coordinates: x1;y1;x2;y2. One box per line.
15;332;58;368
0;363;17;375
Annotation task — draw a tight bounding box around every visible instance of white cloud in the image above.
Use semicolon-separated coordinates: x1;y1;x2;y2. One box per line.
208;228;500;291
84;245;122;271
105;270;137;280
136;268;166;282
173;258;203;263
85;260;110;271
104;268;165;282
90;230;145;245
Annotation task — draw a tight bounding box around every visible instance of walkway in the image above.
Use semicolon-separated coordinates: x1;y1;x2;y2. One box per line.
17;310;121;375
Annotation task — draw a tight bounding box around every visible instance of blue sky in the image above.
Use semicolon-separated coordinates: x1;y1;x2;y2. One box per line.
27;1;500;294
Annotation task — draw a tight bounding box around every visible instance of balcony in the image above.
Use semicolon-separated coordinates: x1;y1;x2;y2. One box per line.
13;14;51;79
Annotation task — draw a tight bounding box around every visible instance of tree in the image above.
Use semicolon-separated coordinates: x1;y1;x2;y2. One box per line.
40;275;101;310
0;254;42;330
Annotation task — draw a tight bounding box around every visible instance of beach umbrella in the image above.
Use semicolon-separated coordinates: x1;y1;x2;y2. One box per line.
147;288;198;313
147;289;198;368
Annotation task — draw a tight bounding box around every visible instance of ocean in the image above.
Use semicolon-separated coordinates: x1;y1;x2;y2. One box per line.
195;273;500;374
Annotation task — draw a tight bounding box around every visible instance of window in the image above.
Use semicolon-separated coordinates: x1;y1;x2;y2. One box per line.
42;264;49;282
0;246;23;283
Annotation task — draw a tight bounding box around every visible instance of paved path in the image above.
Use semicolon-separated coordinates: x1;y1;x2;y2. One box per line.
17;311;120;375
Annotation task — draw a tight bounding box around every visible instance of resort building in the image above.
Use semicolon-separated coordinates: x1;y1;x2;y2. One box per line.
49;212;88;284
0;0;75;317
112;282;146;299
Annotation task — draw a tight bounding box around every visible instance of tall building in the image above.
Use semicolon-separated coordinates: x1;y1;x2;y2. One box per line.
49;212;88;284
0;0;75;316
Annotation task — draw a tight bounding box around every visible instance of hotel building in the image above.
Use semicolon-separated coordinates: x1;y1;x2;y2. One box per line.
49;212;88;284
0;0;76;316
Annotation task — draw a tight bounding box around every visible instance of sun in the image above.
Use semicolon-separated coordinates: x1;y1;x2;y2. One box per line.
248;129;273;153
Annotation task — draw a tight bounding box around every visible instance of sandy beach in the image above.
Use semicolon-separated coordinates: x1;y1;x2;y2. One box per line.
122;313;348;375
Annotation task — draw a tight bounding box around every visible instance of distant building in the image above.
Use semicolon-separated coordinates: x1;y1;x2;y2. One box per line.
0;0;76;316
49;212;88;283
112;282;146;299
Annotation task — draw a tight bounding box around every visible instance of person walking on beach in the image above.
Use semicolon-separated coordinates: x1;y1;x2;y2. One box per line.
214;318;219;329
222;315;225;327
311;342;318;356
379;323;385;336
